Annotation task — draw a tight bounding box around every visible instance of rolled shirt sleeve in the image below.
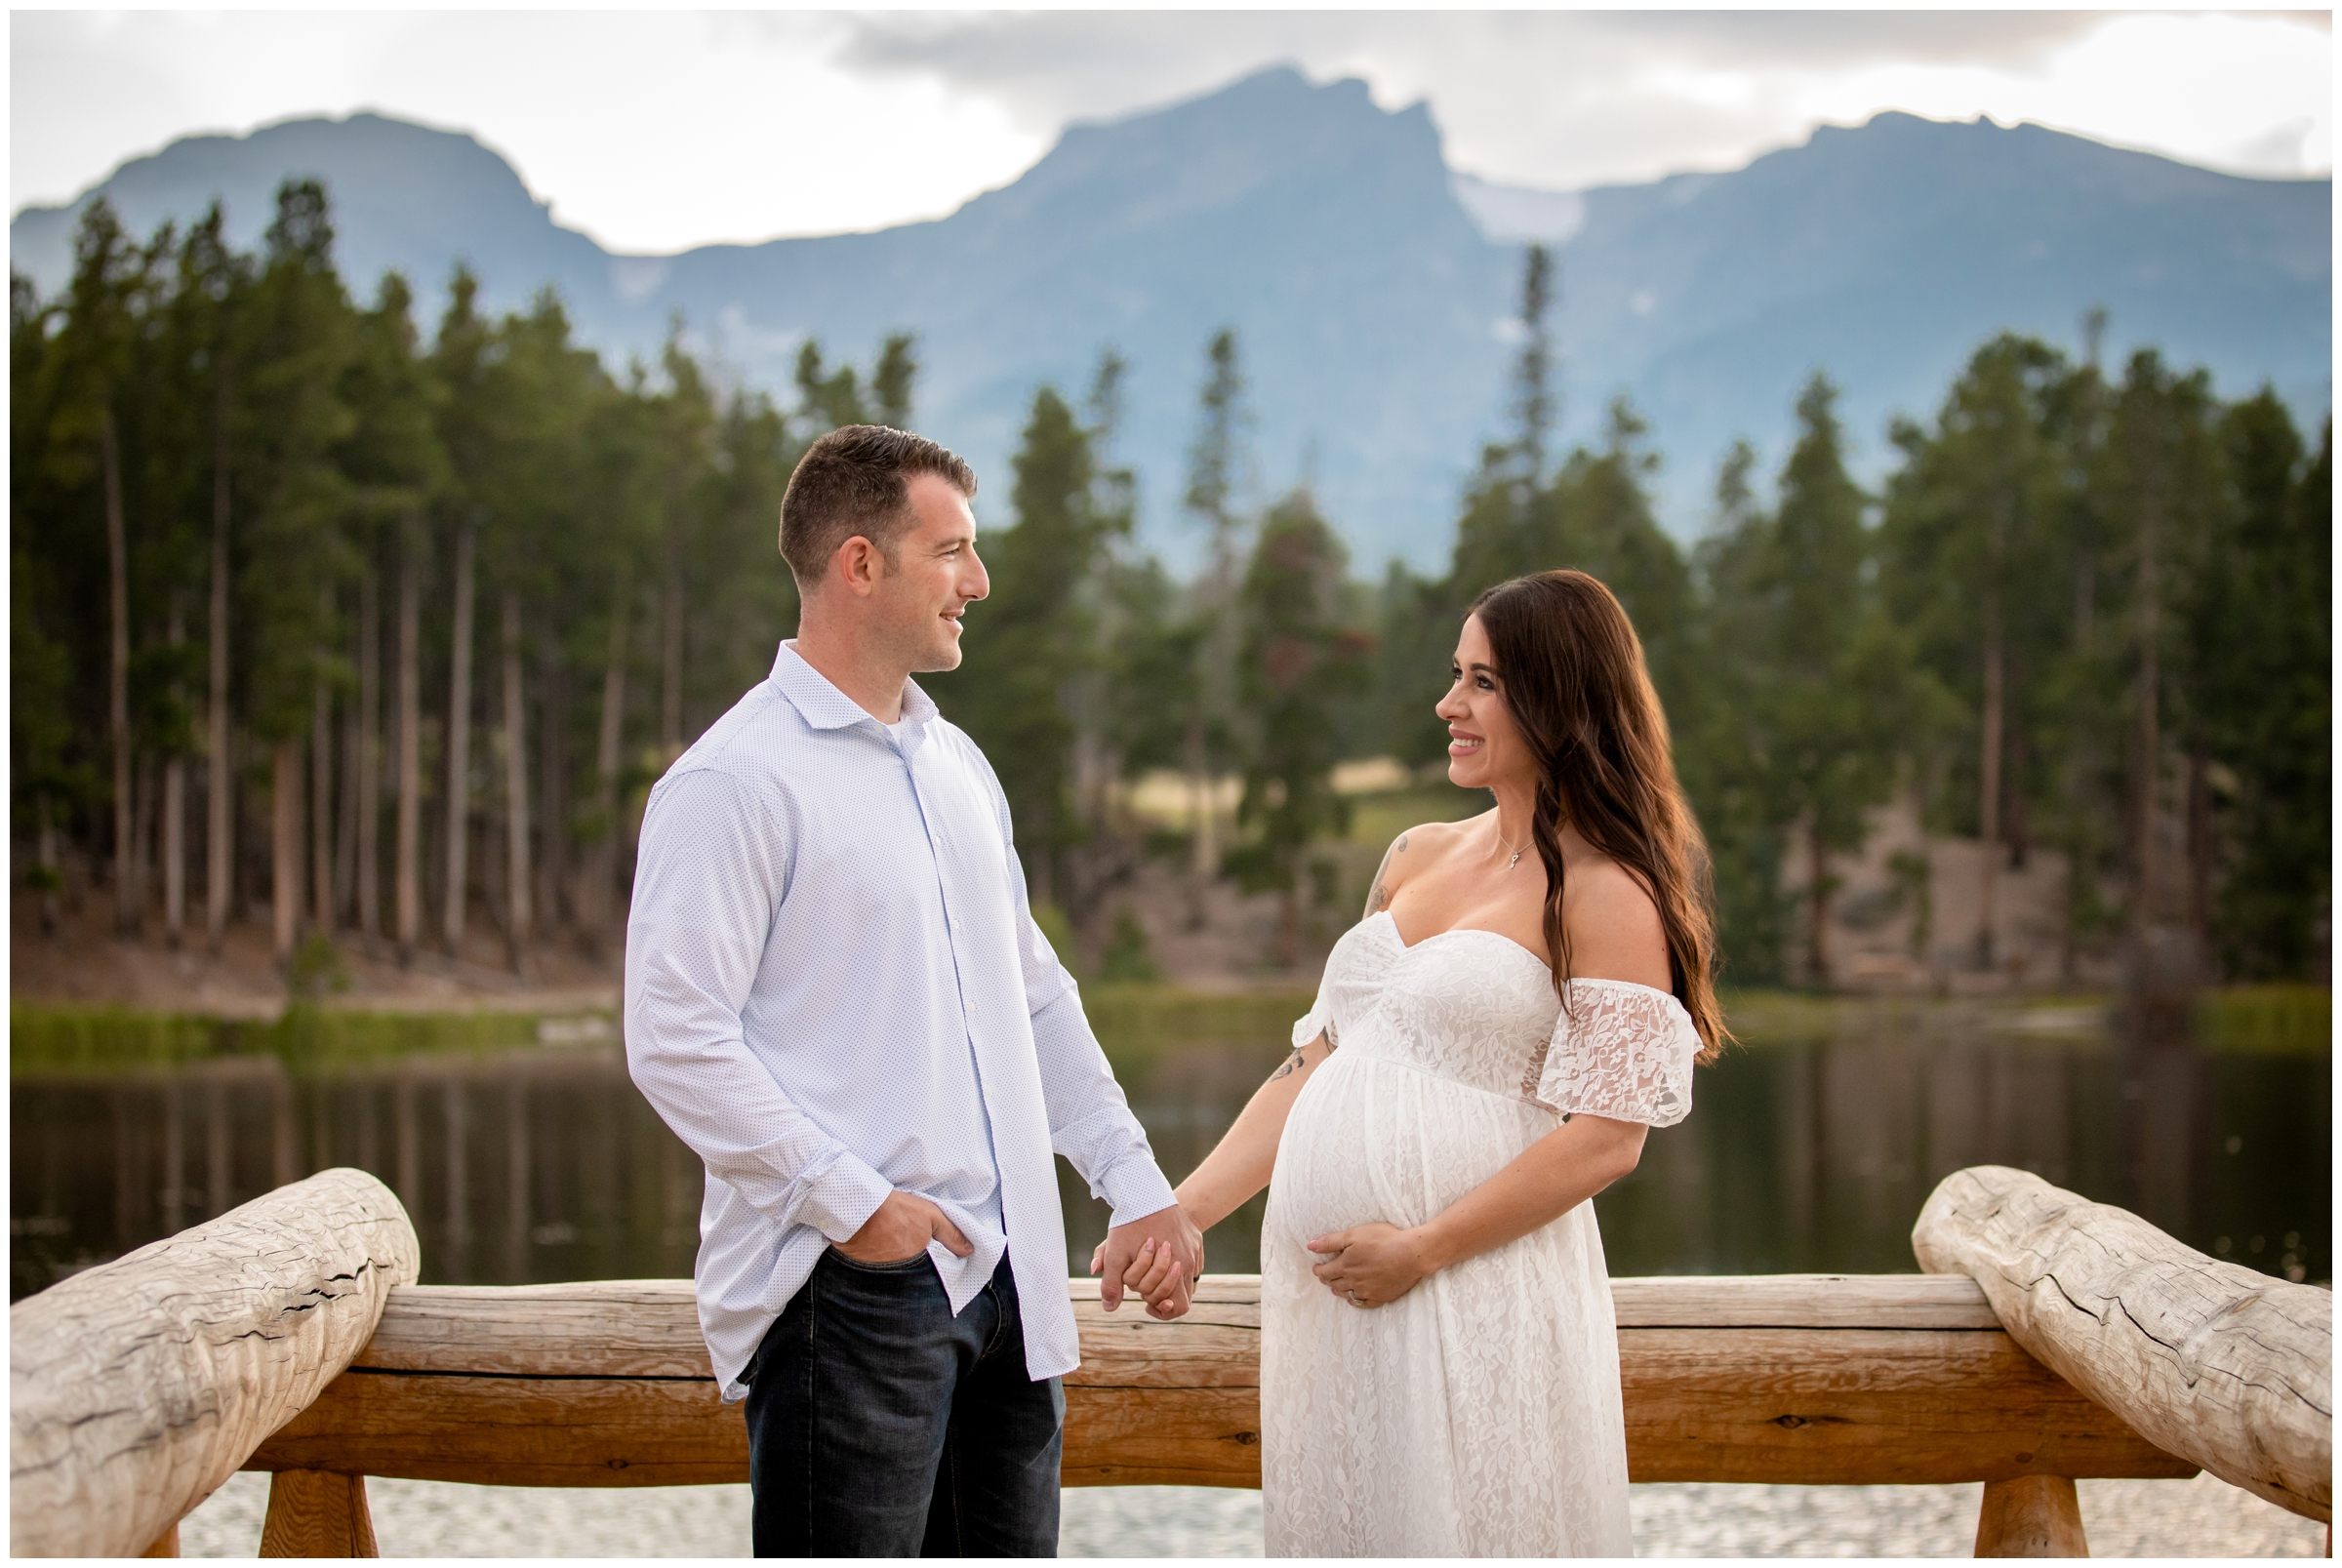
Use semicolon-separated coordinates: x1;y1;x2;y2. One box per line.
625;767;895;1243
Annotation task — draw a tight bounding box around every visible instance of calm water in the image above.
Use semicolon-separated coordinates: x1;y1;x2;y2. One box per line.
11;1003;2328;1301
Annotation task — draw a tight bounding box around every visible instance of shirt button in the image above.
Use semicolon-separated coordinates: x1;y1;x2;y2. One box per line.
965;998;979;1018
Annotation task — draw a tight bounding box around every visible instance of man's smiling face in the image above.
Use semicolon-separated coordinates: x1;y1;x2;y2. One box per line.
871;472;989;674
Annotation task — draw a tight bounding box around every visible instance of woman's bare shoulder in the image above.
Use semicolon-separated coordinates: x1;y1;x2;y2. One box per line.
1563;853;1672;990
1364;817;1475;915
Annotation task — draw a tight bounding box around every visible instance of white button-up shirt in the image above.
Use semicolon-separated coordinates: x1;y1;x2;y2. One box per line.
626;641;1178;1400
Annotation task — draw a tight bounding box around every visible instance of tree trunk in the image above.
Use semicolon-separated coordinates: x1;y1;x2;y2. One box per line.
1183;718;1214;931
131;754;156;934
2132;489;2161;931
394;515;423;954
164;599;187;947
1976;583;2003;973
337;673;359;931
271;740;302;967
310;600;335;936
36;792;61;937
355;561;381;938
101;407;136;937
536;649;570;938
206;370;234;953
2003;654;2031;872
659;554;683;761
2185;745;2213;958
586;567;630;954
1808;815;1832;987
442;522;476;956
500;590;533;975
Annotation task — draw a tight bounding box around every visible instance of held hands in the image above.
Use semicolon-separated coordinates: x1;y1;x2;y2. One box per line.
1088;1205;1205;1319
837;1190;974;1266
1309;1222;1436;1309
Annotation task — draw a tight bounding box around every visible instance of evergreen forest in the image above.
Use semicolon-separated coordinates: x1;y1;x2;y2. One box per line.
13;183;2330;991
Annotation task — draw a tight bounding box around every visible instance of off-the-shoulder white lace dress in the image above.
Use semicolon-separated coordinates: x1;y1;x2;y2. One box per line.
1261;909;1699;1557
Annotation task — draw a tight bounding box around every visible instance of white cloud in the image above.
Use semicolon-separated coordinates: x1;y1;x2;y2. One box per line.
11;9;2331;255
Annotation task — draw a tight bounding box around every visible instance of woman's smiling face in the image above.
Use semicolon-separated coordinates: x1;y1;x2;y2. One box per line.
1436;614;1533;792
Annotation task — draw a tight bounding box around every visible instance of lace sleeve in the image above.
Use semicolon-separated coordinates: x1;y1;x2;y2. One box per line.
1292;987;1349;1048
1527;983;1697;1128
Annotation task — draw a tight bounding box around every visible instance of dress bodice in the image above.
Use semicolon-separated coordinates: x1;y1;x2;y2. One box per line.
1291;910;1699;1127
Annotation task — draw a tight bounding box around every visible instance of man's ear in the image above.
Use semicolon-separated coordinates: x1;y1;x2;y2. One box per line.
831;535;884;598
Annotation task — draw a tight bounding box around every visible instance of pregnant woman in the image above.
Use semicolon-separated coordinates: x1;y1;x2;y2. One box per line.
1148;570;1727;1555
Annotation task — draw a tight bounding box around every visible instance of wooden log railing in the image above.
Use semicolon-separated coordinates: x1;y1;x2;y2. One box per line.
244;1268;2196;1555
8;1168;418;1558
1916;1163;2334;1538
19;1166;2327;1558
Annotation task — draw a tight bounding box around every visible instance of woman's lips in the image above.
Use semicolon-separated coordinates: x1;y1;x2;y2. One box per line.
1448;732;1483;755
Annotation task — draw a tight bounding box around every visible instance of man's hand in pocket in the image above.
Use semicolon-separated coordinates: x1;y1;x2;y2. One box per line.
837;1191;974;1265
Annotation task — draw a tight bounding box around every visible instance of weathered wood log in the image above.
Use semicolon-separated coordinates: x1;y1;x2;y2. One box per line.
1915;1164;2331;1523
11;1168;418;1557
250;1272;2190;1492
260;1470;379;1557
1974;1474;2088;1556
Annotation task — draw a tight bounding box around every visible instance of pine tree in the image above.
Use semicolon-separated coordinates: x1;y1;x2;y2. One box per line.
928;383;1127;915
1226;490;1371;967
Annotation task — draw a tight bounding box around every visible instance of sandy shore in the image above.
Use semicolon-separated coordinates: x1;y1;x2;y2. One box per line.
181;1469;2323;1557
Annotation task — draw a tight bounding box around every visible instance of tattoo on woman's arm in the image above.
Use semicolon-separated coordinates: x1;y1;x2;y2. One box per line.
1269;1048;1308;1082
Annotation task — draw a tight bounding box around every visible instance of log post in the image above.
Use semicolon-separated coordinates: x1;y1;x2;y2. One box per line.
1974;1474;2088;1556
261;1469;380;1556
1915;1164;2331;1524
9;1168;419;1557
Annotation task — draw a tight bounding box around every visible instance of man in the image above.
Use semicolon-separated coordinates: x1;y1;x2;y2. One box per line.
626;425;1203;1557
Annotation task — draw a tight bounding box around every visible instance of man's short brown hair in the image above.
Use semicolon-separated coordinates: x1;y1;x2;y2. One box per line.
780;424;977;588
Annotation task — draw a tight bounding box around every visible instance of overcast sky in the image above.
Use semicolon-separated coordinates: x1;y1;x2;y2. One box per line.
13;9;2332;255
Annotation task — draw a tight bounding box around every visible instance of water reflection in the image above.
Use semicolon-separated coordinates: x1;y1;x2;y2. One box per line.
11;1018;2327;1302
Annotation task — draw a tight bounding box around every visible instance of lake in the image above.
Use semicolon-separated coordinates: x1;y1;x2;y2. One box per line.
10;989;2327;1302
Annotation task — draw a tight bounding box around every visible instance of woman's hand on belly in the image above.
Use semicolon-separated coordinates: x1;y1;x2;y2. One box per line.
1306;1222;1436;1310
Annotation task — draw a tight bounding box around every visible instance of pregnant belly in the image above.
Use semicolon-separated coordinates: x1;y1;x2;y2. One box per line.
1267;1051;1558;1254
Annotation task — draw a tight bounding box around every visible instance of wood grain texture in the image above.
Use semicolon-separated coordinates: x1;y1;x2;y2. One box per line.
10;1168;418;1558
1621;1326;2192;1484
1973;1474;2089;1557
250;1272;2190;1492
351;1281;710;1378
139;1525;180;1558
1611;1273;2001;1329
259;1469;379;1557
250;1371;747;1487
1916;1164;2331;1522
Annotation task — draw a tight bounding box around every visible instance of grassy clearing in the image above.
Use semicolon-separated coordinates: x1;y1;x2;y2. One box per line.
2197;985;2332;1054
9;1003;549;1075
10;982;2322;1076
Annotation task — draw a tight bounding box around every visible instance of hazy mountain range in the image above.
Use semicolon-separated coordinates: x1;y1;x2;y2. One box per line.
14;66;2330;572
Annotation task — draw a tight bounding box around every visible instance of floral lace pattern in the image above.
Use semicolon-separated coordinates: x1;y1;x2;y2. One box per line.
1258;911;1695;1556
1527;979;1700;1128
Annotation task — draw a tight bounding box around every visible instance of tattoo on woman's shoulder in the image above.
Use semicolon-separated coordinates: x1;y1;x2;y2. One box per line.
1368;833;1409;914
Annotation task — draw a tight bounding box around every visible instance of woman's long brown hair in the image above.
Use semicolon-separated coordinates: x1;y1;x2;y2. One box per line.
1469;571;1729;1061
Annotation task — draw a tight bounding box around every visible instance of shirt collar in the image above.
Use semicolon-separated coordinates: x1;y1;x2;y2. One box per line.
769;640;939;733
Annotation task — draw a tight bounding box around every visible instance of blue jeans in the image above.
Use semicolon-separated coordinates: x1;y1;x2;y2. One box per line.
744;1248;1063;1557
